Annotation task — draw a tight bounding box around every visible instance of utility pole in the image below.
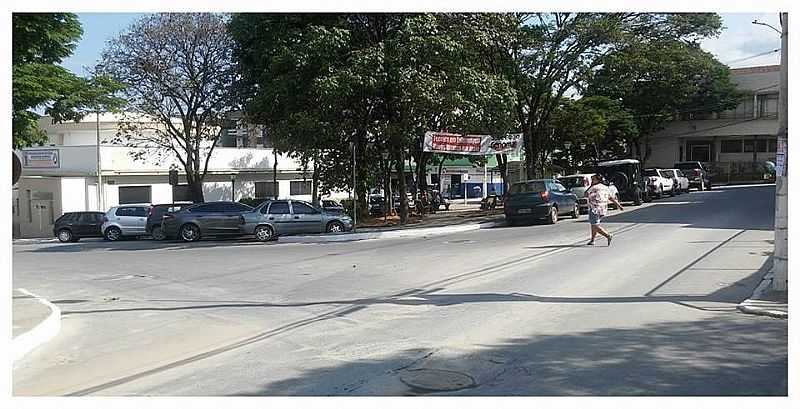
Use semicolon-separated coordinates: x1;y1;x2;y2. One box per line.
96;111;104;211
773;12;788;291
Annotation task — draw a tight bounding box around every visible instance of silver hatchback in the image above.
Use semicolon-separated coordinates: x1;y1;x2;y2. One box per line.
102;205;150;241
242;200;353;241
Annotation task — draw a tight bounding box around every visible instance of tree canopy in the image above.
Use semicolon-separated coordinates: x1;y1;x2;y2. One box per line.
100;13;239;202
12;13;123;148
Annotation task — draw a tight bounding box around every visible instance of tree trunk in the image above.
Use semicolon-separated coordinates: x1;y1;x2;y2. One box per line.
311;154;320;207
395;148;408;224
383;158;392;223
272;149;279;199
436;155;445;192
189;179;205;203
495;153;509;194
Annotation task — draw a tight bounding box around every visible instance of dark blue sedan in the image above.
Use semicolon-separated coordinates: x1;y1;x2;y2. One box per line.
503;179;579;226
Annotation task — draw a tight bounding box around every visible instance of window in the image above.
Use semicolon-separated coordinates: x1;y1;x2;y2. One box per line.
720;140;743;153
743;140;755;153
57;213;77;223
189;203;217;213
268;201;290;214
758;94;779;118
116;206;148;217
118;186;152;204
291;202;318;214
255;181;279;198
509;181;546;194
718;98;755;120
768;139;778;152
221;202;252;213
756;139;769;153
290;180;312;195
79;213;96;223
172;185;193;202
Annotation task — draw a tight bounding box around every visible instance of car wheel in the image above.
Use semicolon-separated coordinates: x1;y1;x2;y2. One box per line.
151;226;166;241
326;221;345;233
104;226;122;241
548;206;558;224
57;229;73;243
571;203;579;219
179;224;201;242
254;225;276;242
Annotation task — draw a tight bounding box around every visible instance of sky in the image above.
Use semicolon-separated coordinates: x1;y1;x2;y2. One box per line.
59;12;783;77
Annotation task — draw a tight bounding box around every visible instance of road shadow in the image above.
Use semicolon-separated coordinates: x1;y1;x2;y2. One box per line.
225;313;786;396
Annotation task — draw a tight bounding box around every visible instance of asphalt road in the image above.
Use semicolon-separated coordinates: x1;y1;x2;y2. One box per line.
12;184;787;396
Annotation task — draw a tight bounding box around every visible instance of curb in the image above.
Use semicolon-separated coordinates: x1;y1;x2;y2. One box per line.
13;288;62;362
736;268;788;319
281;220;502;244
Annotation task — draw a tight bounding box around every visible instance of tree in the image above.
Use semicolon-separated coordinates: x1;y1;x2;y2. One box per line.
588;40;740;164
548;96;637;173
479;13;726;178
99;13;239;203
12;13;122;148
230;13;515;224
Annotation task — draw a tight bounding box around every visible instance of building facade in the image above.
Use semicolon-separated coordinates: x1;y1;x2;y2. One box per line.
12;114;343;238
646;65;779;183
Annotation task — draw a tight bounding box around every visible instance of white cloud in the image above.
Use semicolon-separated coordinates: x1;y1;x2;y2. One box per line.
701;13;782;68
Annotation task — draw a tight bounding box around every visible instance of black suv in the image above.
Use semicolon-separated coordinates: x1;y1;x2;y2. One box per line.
595;159;652;205
674;161;713;191
147;203;192;240
53;211;106;242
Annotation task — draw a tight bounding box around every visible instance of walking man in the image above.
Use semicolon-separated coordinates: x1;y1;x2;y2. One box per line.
585;174;623;246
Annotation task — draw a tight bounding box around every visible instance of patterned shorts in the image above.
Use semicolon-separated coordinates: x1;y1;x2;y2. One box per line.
588;209;603;225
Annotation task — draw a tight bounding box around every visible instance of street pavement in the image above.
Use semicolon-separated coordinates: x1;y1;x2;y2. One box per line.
12;184;787;396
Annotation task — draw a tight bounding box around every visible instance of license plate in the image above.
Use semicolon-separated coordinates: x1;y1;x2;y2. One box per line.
518;208;532;214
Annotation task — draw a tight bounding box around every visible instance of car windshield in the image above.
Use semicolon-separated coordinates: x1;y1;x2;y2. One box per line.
509;181;546;194
558;177;584;189
675;163;699;170
661;170;675;178
644;169;659;177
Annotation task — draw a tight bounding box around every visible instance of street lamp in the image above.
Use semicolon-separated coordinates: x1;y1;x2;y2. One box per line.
752;19;781;34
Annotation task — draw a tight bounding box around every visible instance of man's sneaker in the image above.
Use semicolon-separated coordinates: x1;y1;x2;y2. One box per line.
607;235;613;246
587;240;595;246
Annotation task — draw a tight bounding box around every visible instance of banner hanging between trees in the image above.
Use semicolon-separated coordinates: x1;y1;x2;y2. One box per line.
423;132;523;156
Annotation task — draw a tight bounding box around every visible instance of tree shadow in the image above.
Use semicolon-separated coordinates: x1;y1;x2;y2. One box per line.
600;184;775;231
227;314;787;396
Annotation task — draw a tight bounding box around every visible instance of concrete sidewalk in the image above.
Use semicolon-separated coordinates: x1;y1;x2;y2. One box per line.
737;265;788;319
12;289;62;362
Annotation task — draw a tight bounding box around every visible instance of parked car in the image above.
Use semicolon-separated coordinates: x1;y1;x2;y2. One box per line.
147;203;192;240
504;179;578;226
369;195;386;216
53;211;106;242
644;168;675;198
595;159;651;205
161;201;254;242
321;199;345;214
242;200;353;241
674;161;713;191
558;173;620;213
661;169;690;194
102;205;151;241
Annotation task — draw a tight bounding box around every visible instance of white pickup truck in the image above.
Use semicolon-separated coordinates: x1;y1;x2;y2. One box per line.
644;168;675;198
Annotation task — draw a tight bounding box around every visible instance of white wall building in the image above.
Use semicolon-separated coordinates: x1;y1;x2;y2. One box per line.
646;65;780;182
12;113;344;238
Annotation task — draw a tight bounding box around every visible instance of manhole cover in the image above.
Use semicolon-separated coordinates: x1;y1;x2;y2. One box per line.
399;368;476;392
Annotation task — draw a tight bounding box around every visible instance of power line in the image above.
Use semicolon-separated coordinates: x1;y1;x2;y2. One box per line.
724;48;780;65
